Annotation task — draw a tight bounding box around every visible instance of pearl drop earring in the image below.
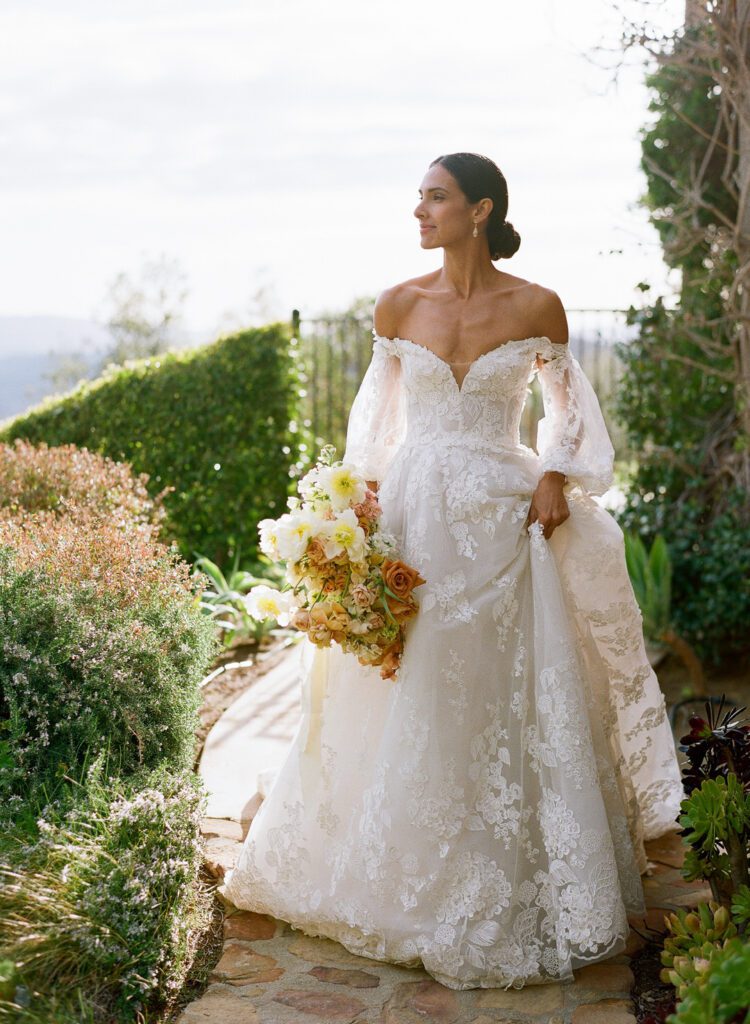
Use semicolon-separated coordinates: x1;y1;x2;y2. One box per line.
472;222;479;238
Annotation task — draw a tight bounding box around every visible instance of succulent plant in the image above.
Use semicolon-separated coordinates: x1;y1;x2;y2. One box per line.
666;936;750;1023
660;901;738;1000
677;773;750;901
679;698;750;795
730;883;750;933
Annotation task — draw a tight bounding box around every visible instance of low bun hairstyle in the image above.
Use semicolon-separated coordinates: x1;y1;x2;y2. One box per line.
429;152;521;260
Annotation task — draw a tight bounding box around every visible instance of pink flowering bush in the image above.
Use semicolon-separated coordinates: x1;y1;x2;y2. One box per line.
0;438;169;531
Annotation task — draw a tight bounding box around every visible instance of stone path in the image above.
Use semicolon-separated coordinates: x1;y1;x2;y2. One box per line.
199;642;304;822
186;648;702;1023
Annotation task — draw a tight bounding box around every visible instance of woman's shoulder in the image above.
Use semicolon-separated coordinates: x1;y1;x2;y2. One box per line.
522;281;569;346
373;272;439;338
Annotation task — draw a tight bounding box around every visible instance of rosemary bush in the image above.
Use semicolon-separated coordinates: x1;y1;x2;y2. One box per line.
0;506;218;810
0;756;212;1022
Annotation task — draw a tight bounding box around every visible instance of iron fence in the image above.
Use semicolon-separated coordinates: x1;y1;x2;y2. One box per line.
292;308;636;466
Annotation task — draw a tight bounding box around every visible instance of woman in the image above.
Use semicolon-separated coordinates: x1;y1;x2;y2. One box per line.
221;152;686;991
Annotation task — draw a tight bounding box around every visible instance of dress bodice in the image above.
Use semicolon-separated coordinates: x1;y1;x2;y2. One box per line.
376;334;559;451
344;331;616;496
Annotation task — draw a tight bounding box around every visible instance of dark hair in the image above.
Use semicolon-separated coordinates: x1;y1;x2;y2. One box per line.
429;152;521;260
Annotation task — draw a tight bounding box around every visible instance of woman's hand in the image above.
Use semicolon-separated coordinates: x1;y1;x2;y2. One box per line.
525;471;569;539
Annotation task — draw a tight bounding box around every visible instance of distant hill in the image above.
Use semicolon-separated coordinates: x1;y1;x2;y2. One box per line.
0;315;114;357
0;316;206;422
0;317;108;421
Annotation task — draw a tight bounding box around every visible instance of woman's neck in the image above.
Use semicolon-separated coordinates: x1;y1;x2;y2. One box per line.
440;244;498;299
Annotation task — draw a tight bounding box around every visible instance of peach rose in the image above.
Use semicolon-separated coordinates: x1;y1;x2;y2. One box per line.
325;602;351;633
350;583;376;609
290;608;311;630
382;559;426;600
305;537;328;565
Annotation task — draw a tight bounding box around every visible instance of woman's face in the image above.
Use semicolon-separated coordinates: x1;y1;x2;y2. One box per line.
413;163;478;251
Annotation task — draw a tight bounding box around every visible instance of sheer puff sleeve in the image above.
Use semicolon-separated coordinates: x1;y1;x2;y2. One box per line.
343;334;407;485
533;337;614;497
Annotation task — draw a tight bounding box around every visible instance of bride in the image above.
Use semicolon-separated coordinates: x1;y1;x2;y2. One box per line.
221;151;686;991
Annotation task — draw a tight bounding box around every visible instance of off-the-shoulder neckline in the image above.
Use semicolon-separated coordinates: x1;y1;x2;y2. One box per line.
372;332;567;356
371;332;566;393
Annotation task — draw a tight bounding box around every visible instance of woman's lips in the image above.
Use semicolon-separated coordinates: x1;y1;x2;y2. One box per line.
419;225;434;232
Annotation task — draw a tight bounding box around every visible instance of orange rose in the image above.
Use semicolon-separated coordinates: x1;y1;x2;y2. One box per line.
382;559;426;600
322;570;348;594
379;638;404;680
383;595;417;622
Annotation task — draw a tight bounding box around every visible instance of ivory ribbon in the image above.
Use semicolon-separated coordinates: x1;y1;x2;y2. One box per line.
301;640;329;757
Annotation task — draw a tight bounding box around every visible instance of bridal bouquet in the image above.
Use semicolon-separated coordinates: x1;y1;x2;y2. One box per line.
246;445;425;680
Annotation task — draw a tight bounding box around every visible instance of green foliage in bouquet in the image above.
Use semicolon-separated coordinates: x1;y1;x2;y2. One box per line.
0;755;212;1024
0;508;218;808
0;324;307;566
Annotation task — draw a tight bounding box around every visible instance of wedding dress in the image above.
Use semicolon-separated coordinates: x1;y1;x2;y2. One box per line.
221;332;686;991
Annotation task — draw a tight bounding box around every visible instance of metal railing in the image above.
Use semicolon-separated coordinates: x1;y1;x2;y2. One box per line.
292;308;635;465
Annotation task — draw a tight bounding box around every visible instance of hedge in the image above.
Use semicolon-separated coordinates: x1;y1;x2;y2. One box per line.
0;325;306;566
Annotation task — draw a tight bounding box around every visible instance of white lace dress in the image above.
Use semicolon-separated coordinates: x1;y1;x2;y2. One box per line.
221;333;686;991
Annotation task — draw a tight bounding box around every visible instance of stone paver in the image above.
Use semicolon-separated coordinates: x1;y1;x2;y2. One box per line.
181;660;698;1023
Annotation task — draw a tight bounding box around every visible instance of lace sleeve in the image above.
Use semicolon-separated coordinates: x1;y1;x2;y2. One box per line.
533;338;614;496
342;335;407;484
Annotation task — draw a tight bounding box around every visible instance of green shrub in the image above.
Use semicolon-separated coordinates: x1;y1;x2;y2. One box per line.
0;756;212;1023
0;508;218;807
0;324;308;565
617;485;750;666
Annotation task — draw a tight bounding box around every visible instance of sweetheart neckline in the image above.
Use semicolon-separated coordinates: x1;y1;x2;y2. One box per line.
371;332;566;394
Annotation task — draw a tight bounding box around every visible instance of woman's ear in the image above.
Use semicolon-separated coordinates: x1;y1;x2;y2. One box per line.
475;197;493;224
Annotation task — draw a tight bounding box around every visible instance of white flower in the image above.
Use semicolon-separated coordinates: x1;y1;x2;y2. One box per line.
244;585;292;625
257;517;282;558
320;508;367;561
274;510;321;561
298;465;323;500
317;463;367;511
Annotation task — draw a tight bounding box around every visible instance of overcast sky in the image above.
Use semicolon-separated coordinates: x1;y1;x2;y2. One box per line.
1;0;684;346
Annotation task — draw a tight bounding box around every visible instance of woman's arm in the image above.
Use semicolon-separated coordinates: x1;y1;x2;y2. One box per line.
343;290;408;488
525;289;572;539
